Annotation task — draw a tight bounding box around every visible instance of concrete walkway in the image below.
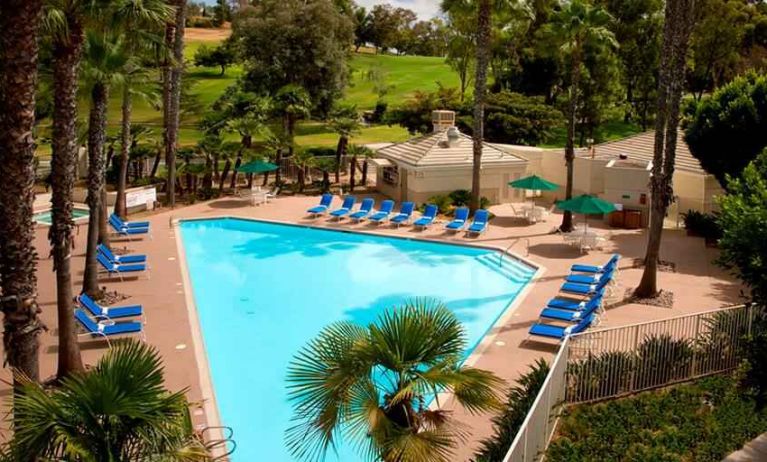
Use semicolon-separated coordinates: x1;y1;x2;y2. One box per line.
723;433;767;461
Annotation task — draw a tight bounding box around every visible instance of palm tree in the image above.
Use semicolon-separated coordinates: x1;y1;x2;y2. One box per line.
357;145;376;188
286;299;505;462
346;144;371;192
547;0;615;232
635;0;696;297
44;0;100;378
113;0;174;218
9;340;212;461
164;0;186;208
328;105;361;183
273;84;311;183
290;149;317;192
225;107;270;189
0;0;44;385
81;30;130;297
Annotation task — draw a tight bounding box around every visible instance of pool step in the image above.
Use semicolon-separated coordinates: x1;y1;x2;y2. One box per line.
475;253;535;282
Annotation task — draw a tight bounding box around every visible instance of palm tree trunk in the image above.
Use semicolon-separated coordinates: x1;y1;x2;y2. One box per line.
635;0;695;297
83;82;109;298
0;0;43;385
99;188;109;246
150;147;162;179
50;23;85;379
335;135;347;183
164;1;186;208
219;159;231;192
115;84;131;218
362;160;369;186
470;0;491;213
349;155;357;191
560;51;581;233
230;148;243;190
274;149;283;185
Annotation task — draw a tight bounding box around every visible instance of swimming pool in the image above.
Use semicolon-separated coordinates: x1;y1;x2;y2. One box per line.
179;218;535;461
33;207;89;225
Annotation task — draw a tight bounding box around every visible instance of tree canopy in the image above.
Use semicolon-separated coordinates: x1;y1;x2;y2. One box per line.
685;72;767;187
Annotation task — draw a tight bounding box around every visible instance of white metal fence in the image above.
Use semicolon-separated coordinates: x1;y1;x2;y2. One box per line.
502;304;755;462
502;337;570;462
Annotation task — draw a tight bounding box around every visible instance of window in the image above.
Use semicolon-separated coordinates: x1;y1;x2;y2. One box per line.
382;166;399;185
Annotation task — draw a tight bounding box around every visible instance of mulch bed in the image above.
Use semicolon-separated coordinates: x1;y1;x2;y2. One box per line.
623;288;674;308
632;258;677;273
99;289;129;305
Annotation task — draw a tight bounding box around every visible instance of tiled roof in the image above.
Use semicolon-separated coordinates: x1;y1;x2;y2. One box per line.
375;129;528;169
580;130;706;175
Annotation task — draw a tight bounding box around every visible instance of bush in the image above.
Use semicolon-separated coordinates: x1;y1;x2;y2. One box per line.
681;209;722;240
425;194;453;215
186;16;216;28
548;375;767;462
448;189;471;206
474;359;550;462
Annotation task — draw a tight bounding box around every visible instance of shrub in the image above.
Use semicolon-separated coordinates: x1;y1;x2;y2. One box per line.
448;189;471;206
741;307;767;407
425;194;453;215
474;359;550;462
681;209;722;240
187;16;216;28
548;375;767;462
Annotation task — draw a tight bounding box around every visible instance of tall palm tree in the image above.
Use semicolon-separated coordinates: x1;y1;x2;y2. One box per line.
81;30;130;297
635;0;696;297
113;0;174;218
44;0;103;379
0;0;44;385
273;84;311;184
9;340;212;461
286;299;505;462
547;0;615;232
328;105;361;183
164;0;186;208
225;105;270;189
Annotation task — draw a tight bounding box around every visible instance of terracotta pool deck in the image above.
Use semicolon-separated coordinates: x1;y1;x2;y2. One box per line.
2;194;742;460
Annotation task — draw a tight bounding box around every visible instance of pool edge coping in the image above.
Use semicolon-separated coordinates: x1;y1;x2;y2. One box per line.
173;213;548;457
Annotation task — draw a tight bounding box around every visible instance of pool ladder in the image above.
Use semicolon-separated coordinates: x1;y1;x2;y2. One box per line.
500;238;529;266
201;425;237;461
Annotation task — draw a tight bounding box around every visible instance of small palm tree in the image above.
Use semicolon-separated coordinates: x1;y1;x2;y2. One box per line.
346;143;372;191
290;149;317;192
286;299;505;462
9;340;211;461
273;84;311;180
328;104;361;183
546;0;616;232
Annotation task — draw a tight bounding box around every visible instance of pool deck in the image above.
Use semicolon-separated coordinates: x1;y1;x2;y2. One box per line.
1;194;742;460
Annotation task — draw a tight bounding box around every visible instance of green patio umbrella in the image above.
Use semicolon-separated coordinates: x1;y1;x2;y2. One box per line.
556;194;617;232
236;159;279;174
508;174;559;191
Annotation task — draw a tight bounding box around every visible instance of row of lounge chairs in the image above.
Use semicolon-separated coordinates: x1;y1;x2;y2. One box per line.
527;254;620;342
306;194;490;235
75;215;153;343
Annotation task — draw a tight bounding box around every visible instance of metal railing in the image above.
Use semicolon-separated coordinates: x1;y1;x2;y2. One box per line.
502;304;755;461
565;304;753;403
503;337;570;462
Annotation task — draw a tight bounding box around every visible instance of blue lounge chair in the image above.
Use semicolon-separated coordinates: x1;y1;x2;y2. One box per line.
109;214;149;239
110;213;149;229
528;313;596;341
97;244;146;264
540;294;603;323
560;270;613;296
565;272;603;285
97;253;148;280
78;293;143;320
307;193;333;217
445;207;469;232
547;288;606;312
329;196;356;220
571;254;620;274
466;209;490;236
349;198;375;222
369;200;395;224
413;204;438;229
390;202;415;227
75;309;143;345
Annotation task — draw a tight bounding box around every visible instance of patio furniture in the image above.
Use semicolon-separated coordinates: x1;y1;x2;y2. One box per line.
369;200;395;224
75;309;144;345
97;253;149;280
97;244;146;264
528;313;596;341
307;194;333;217
78;293;143;320
349;198;375;222
390;202;415;227
329;196;356;220
547;288;606;311
110;213;149;229
571;254;620;274
508;175;559;223
540;293;603;323
445;207;469;232
109;215;150;240
560;270;614;296
466;209;490;236
413;204;438;229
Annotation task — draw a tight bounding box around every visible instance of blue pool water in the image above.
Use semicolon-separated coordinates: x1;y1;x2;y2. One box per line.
179;218;535;461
